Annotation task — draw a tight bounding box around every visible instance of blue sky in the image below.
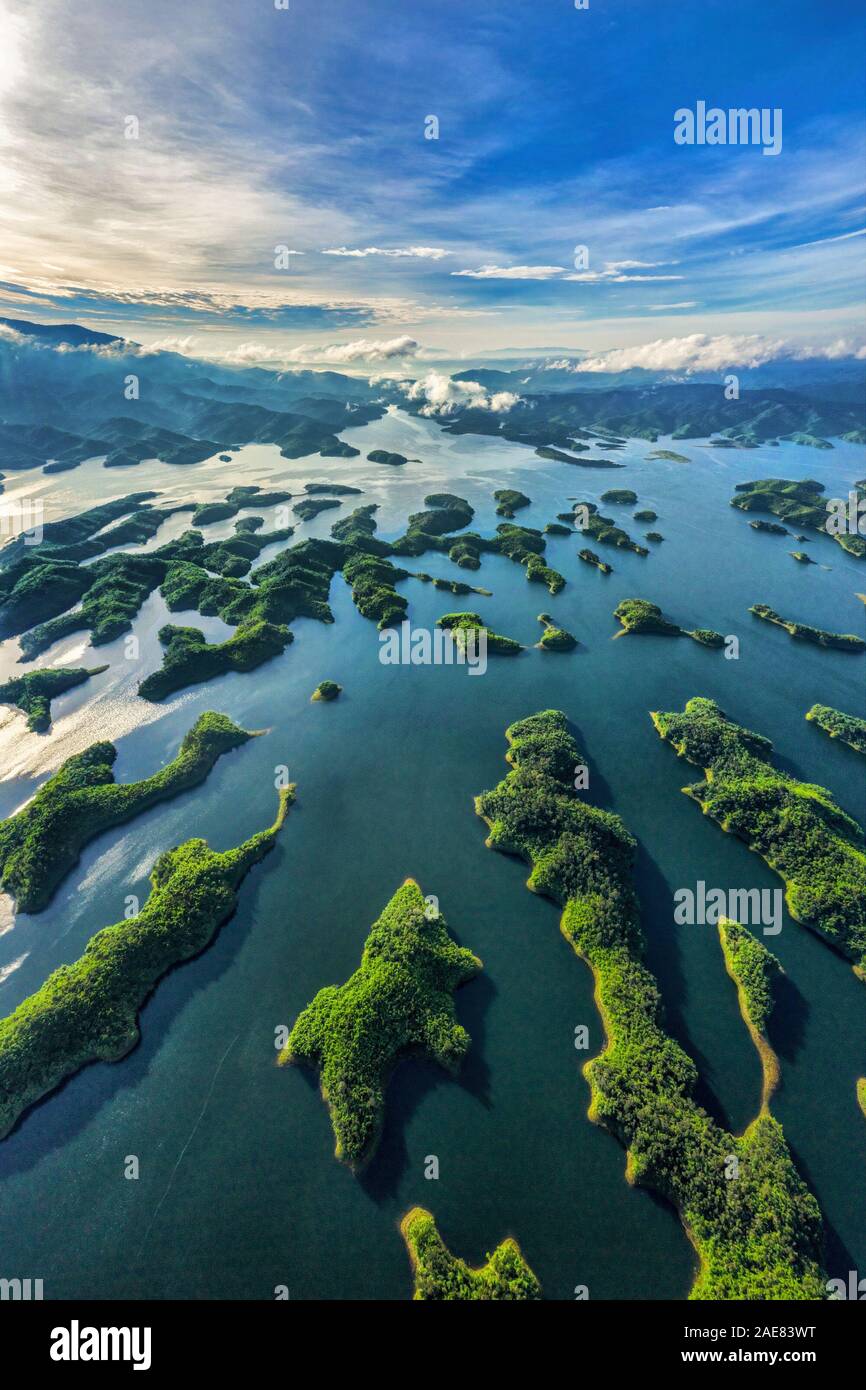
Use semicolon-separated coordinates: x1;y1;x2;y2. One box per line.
0;0;863;369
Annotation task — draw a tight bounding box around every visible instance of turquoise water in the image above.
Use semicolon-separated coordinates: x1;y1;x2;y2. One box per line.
0;412;862;1299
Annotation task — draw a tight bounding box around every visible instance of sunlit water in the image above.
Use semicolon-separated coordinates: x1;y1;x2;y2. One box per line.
0;411;862;1300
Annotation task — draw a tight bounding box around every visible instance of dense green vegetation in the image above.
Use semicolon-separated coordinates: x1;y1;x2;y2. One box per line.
437;611;522;655
0;784;291;1140
570;502;649;556
191;484;293;526
614;599;724;647
648;450;690;463
750;520;789;535
578;548;612;574
653;696;866;976
600;489;638;505
475;709;826;1299
634;509;658;522
0;711;256;913
806;704;866;755
718;920;782;1109
732;478;866;559
536;613;577;651
18;553;168;658
0;493;158;572
280;879;481;1169
790;551;815;564
312;680;341;702
293;497;342;522
401;1207;541;1300
138;621;292;701
367;449;411;466
494;489;531;518
749;604;865;652
0;665;107;732
343;551;409;629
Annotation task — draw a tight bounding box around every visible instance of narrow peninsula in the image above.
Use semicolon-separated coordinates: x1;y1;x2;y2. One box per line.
0;786;291;1140
400;1207;541;1301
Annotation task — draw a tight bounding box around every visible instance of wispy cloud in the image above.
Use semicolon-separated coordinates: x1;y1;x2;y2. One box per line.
451;265;567;280
322;247;450;260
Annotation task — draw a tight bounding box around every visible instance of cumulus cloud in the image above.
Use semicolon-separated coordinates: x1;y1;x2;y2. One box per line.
400;371;520;416
323;246;449;260
221;335;420;367
451;264;567;280
570;332;866;373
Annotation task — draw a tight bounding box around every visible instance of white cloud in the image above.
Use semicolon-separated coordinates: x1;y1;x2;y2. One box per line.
570;332;866;373
221;335;420;367
400;370;520;416
645;301;698;311
322;246;450;260
451;264;567;280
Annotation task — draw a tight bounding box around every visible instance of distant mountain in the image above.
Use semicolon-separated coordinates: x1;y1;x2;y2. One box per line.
0;318;387;471
0;316;125;348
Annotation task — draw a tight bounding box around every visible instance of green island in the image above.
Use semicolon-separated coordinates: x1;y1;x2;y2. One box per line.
343;551;409;630
600;488;638;505
647;449;690;463
0;711;258;913
732;478;866;559
493;488;530;518
293;497;342;522
138;620;292;702
475;709;826;1299
18;553;169;657
652;696;866;977
634;509;658;522
279;879;481;1170
718;919;782;1111
613;599;724;647
437;611;522;655
0;665;108;732
400;1207;541;1300
543;521;572;536
578;547;612;574
191;484;294;526
858;1081;866;1120
312;679;341;702
806;704;866;756
367;449;412;467
645;531;664;543
536;445;622;468
0;784;291;1140
749;604;865;652
536;612;577;651
790;551;815;564
750;520;789;536
568;502;649;556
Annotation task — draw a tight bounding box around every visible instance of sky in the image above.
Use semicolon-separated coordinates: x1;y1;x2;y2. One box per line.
0;0;863;371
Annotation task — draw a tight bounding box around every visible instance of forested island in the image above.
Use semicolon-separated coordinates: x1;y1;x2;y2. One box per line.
475;709;826;1298
0;784;291;1140
0;664;107;732
806;703;866;755
0;712;256;912
401;1207;541;1300
732;478;866;559
312;680;341;702
749;604;865;652
437;611;522;655
613;599;724;647
652;697;866;976
139;620;292;701
718;920;782;1110
536;613;578;651
279;879;481;1170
